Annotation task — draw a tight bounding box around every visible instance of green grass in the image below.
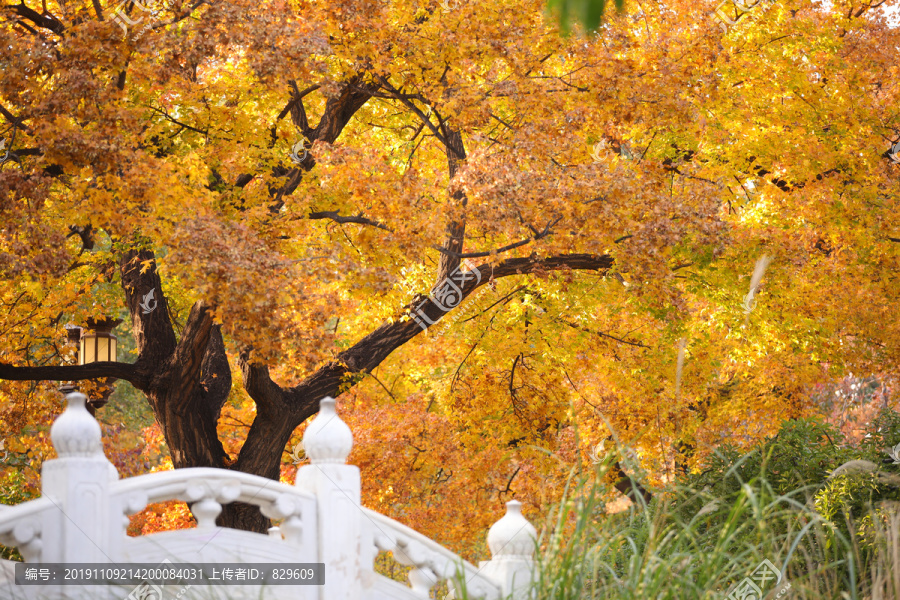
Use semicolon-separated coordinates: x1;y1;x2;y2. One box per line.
529;464;900;600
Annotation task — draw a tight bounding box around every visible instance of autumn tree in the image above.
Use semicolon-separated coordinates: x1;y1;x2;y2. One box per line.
1;0;899;536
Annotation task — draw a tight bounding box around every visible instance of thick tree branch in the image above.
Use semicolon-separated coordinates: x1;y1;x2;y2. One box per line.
237;351;286;416
436;127;467;284
0;361;149;388
287;81;316;139
434;217;562;259
311;78;379;144
0;104;34;135
152;301;228;472
169;301;214;387
7;3;65;35
120;249;178;361
198;325;231;423
233;352;296;486
612;461;653;505
269;77;379;206
268;82;319;148
307;211;391;231
277;252;615;425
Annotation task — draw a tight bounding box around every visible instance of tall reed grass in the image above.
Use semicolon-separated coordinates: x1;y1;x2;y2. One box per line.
530;462;900;600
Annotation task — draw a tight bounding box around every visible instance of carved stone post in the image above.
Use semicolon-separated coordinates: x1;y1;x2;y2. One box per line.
41;392;120;564
479;500;537;599
294;397;362;600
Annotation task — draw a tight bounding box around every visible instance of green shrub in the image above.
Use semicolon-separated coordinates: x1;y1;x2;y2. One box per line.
529;409;900;600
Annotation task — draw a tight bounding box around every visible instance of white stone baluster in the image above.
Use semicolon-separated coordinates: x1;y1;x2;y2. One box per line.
40;392;120;564
477;500;537;599
190;495;222;529
294;396;362;600
184;478;241;528
409;565;438;596
4;518;42;562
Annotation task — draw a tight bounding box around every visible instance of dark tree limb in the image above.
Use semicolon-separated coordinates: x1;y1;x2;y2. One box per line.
120;249;178;362
7;3;65;35
311;78;380;144
152;302;228;472
269;77;379;206
612;462;653;505
287;81;316;139
223;354;298;532
436;127;467;285
0;361;150;388
0;104;34;134
307;211;391;231
433;217;562;259
246;253;616;429
198;325;231;424
229;252;614;499
167;301;215;413
237;351;288;418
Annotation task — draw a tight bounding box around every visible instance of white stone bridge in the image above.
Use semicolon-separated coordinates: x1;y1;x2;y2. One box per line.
0;394;536;599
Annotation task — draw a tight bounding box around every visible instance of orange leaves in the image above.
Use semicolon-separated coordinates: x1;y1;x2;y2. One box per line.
166;215;341;364
2;0;900;562
127;501;195;536
343;389;565;561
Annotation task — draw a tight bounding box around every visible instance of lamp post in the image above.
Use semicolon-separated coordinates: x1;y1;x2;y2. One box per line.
80;317;120;366
63;317;122;411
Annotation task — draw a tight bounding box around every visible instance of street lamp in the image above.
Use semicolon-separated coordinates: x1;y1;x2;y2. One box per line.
79;317;121;365
63;317;122;410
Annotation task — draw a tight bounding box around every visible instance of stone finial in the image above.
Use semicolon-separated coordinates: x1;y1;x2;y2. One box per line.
488;500;537;559
50;392;103;458
302;397;353;464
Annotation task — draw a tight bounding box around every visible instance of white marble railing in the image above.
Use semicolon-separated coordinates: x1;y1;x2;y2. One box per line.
0;393;537;600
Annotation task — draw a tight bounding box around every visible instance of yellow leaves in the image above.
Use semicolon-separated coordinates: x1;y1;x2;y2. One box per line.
128;501;195;536
1;0;899;560
139;260;155;275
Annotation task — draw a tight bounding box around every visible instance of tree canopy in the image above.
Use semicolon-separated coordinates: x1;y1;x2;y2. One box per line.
1;0;899;547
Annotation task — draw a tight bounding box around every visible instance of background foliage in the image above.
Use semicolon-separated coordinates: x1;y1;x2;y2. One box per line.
1;0;899;578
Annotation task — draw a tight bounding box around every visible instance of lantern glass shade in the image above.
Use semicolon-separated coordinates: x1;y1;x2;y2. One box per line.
79;330;117;364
